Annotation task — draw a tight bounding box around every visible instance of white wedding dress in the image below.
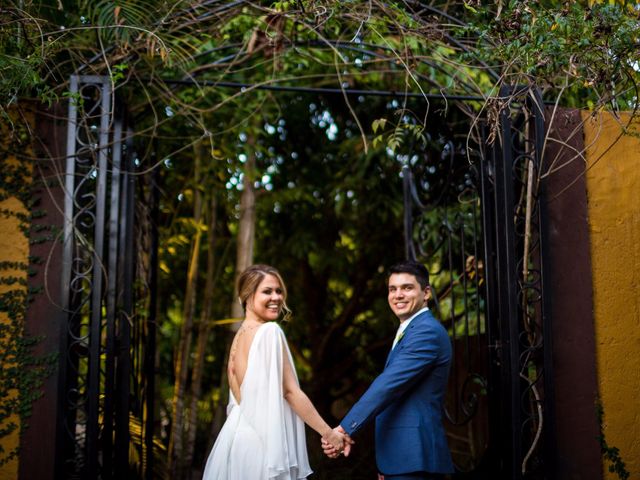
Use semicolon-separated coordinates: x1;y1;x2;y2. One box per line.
202;322;313;480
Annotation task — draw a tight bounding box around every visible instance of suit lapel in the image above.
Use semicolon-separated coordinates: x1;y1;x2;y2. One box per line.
384;320;410;367
384;313;427;368
384;347;394;368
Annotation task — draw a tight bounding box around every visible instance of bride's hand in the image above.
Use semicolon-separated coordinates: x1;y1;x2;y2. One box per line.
321;426;354;458
322;427;345;452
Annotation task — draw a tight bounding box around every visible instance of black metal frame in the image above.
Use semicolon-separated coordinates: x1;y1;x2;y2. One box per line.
482;86;554;479
56;75;157;480
403;87;554;478
55;70;554;478
402;138;491;473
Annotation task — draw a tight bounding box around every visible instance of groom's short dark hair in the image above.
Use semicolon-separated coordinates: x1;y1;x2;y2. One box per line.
388;260;430;289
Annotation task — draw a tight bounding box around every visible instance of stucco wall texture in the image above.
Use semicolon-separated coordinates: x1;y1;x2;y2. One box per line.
0;193;29;480
582;111;640;479
0;107;34;480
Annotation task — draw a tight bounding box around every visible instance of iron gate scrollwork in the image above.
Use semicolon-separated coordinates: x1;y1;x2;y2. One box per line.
56;75;158;480
403;87;554;478
483;86;555;479
402;135;491;474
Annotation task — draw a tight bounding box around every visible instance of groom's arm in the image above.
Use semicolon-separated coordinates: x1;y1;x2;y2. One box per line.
340;322;444;436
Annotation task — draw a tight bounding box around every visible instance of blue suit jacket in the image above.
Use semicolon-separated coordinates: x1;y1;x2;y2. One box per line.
341;310;454;475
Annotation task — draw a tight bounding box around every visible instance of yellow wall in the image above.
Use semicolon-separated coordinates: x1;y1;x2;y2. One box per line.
582;111;640;479
0;111;33;480
0;196;29;480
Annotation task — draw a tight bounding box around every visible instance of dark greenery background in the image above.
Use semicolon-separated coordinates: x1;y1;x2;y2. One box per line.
154;91;473;474
1;0;638;478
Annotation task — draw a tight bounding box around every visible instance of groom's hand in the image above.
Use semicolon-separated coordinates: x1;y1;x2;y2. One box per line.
321;425;354;458
335;425;354;457
321;438;340;459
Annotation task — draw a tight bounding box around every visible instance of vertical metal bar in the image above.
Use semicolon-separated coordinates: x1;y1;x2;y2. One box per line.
86;77;112;478
445;224;460;424
115;126;134;477
494;87;523;478
56;74;79;480
145;150;160;480
471;194;483;345
506;112;523;480
446;226;456;339
478;129;504;474
103;109;124;478
531;89;556;479
60;75;79;319
460;223;470;364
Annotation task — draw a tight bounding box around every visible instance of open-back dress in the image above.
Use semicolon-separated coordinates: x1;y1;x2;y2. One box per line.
202;321;312;480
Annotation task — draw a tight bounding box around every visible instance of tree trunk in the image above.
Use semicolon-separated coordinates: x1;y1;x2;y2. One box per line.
233;143;257;318
168;142;205;478
184;193;218;479
211;134;257;438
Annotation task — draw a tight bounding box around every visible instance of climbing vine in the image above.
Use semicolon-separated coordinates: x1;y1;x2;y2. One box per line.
0;112;56;466
596;399;631;480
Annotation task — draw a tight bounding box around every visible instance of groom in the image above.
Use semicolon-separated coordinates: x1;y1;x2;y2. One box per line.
324;261;454;479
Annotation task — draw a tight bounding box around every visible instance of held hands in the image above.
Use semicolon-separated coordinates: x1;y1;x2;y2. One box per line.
321;425;354;458
321;426;346;452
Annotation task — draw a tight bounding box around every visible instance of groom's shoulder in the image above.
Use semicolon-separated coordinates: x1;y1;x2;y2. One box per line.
415;309;436;324
413;310;447;334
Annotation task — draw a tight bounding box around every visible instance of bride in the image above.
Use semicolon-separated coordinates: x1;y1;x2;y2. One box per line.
202;264;349;479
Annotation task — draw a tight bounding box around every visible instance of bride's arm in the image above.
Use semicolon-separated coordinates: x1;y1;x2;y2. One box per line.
282;349;346;451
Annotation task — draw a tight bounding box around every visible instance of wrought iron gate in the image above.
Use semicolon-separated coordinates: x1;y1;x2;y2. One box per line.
403;87;554;479
56;75;554;479
56;75;158;480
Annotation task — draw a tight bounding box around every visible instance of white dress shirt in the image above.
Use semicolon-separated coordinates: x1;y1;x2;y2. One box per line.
392;306;429;349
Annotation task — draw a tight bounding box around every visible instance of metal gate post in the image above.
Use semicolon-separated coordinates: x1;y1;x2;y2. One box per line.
400;86;554;478
56;75;154;480
484;85;554;479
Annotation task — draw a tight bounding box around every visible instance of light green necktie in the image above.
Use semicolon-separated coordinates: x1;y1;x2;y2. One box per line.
392;327;404;349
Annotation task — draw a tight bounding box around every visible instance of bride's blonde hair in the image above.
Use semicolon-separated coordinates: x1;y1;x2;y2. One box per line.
237;264;292;321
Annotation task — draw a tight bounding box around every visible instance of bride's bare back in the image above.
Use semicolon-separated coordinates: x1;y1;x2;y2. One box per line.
228;322;263;404
225;319;347;455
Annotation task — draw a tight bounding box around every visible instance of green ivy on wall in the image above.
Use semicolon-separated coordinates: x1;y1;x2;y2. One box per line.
0;117;57;467
596;399;631;480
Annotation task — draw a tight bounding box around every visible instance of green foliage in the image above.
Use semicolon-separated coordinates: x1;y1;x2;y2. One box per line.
89;0;156;42
4;0;640;125
0;13;55;118
596;399;630;480
465;1;640;110
144;54;492;471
